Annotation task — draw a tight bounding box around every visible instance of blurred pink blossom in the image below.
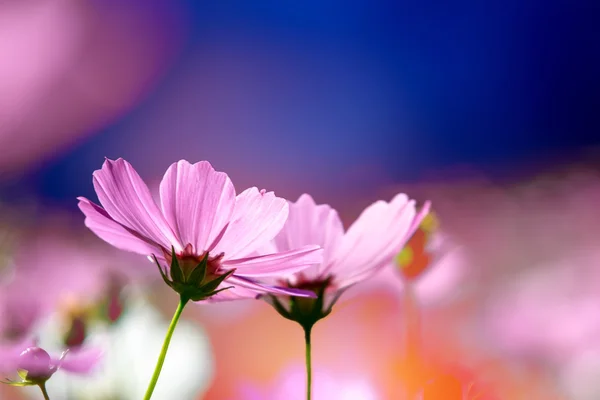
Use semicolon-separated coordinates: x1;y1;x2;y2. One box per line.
0;0;184;173
368;231;467;307
0;212;158;353
482;250;600;363
4;228;148;325
0;343;101;385
237;364;380;400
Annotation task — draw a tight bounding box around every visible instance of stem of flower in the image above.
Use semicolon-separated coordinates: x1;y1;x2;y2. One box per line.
38;382;51;400
304;324;313;400
403;283;421;399
143;296;189;400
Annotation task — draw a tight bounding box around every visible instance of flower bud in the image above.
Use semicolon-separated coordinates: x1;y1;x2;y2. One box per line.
16;347;55;384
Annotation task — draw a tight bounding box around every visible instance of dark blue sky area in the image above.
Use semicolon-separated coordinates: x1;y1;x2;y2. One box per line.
23;0;600;203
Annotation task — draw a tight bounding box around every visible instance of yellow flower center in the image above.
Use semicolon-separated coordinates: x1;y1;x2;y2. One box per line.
397;246;415;268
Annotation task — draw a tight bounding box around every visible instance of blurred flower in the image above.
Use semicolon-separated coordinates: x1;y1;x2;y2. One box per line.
0;220;152;352
389;170;600;285
79;158;323;302
391;337;565;400
237;364;380;400
0;0;185;174
560;347;600;400
413;366;496;400
483;256;600;362
481;250;600;399
0;342;100;387
42;295;214;400
395;213;438;281
367;214;467;307
261;193;429;327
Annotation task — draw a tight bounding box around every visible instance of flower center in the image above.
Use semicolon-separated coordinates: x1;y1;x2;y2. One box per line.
396;228;431;280
64;316;87;348
291;275;332;293
164;245;224;281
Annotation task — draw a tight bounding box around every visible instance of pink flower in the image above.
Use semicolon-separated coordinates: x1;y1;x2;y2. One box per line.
78;158;323;301
482;250;600;364
237;364;380;400
258;193;430;322
0;342;101;386
367;229;467;307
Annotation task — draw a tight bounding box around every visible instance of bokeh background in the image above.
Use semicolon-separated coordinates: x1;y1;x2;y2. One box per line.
0;0;599;399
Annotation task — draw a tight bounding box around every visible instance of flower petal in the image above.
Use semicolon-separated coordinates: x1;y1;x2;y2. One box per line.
58;347;103;374
272;194;344;276
340;201;432;288
212;188;289;259
0;343;22;373
222;245;323;277
206;276;316;302
327;194;427;288
78;197;160;255
92;158;180;251
159;160;236;253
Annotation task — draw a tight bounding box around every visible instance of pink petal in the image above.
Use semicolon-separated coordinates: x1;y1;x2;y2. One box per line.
159;160;236;253
328;194;423;288
212;188;289;259
203;284;264;302
58;347;103;374
272;194;344;276
341;201;431;287
78;197;161;255
363;200;431;275
0;343;22;373
236;383;265;400
406;201;432;243
92;158;180;251
207;276;316;302
222;245;323;277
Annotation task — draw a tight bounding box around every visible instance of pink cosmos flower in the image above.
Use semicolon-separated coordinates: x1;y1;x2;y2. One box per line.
237;364;380;400
482;250;600;364
0;341;101;386
78;158;323;301
368;229;467;307
255;193;430;318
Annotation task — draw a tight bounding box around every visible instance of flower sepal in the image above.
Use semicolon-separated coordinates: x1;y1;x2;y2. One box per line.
153;247;236;302
1;368;39;387
265;278;343;330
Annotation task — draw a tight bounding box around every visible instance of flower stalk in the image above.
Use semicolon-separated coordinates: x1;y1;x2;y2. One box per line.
38;382;51;400
142;295;189;400
304;325;313;400
403;283;422;399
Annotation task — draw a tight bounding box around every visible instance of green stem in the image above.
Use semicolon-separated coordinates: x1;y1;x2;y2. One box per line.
38;382;51;400
304;325;313;400
143;296;189;400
